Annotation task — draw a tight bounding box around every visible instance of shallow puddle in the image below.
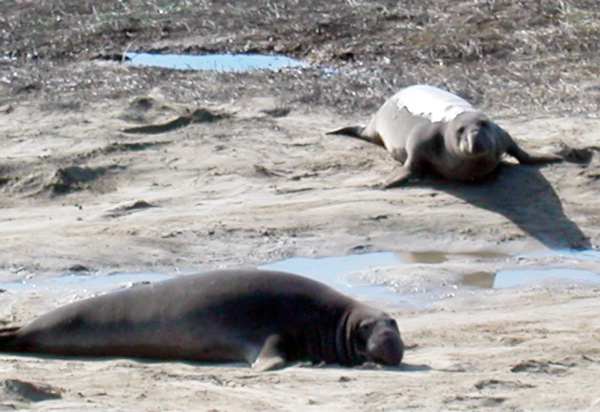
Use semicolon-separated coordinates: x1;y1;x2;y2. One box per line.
260;251;599;303
395;250;508;264
259;252;403;302
1;250;598;306
0;273;170;293
491;268;600;288
126;52;309;72
458;268;600;289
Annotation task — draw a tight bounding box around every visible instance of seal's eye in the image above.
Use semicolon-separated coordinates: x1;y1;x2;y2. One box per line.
457;126;466;135
358;322;374;337
355;321;375;348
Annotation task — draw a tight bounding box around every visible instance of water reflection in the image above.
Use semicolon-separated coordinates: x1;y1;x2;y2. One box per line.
458;271;496;288
396;250;508;264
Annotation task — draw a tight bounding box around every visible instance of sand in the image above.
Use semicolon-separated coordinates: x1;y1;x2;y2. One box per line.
1;61;599;410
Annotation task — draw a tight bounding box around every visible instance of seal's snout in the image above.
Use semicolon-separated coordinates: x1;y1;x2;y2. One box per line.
470;131;486;153
366;320;404;366
461;125;493;156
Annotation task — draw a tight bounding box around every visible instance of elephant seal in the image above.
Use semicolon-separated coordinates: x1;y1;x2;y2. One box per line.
0;270;403;371
328;84;562;188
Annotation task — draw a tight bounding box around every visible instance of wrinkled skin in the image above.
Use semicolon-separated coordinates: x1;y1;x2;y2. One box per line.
0;270;403;371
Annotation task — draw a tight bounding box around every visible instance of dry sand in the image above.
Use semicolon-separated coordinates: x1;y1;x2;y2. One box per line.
1;73;599;410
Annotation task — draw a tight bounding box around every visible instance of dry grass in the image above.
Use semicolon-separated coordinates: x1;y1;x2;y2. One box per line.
0;0;598;116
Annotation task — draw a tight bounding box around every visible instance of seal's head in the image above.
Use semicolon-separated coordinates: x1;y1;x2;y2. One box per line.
449;111;497;158
350;311;403;366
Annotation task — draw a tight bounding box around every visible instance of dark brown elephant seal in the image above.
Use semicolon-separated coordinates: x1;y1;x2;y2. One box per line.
0;270;403;371
328;84;562;188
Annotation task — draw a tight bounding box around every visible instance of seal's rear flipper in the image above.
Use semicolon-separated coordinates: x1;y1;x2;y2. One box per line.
251;335;286;372
326;125;385;147
0;326;21;352
326;126;365;138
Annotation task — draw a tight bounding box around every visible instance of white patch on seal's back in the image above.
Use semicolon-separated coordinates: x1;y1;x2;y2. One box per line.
393;85;479;123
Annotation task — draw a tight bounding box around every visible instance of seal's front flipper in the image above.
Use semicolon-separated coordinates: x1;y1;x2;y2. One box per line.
378;167;414;189
508;144;563;165
525;154;563;164
499;128;563;165
252;335;286;372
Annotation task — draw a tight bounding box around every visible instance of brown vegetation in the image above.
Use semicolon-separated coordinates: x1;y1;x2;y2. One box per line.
1;0;598;115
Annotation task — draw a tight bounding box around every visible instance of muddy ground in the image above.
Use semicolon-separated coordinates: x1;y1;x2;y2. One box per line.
1;0;600;410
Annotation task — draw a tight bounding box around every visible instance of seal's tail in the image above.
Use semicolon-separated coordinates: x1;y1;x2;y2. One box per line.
0;326;21;352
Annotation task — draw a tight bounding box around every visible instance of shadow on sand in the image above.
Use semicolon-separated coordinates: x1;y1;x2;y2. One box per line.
426;163;591;250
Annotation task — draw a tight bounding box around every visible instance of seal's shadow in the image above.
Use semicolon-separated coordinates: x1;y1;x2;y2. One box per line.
424;164;590;250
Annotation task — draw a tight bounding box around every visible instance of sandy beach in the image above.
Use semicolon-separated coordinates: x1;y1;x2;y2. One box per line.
1;0;599;410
